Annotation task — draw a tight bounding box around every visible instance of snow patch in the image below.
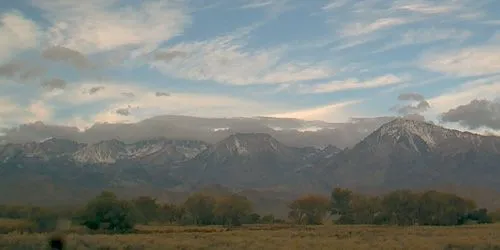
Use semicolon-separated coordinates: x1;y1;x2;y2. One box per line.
233;137;249;155
39;137;54;143
376;119;484;151
297;126;323;132
213;127;230;132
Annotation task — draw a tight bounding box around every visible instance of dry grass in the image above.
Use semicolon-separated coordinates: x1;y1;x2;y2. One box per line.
1;223;500;249
0;218;34;234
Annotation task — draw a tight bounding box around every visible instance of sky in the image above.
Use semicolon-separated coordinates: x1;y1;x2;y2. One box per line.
0;0;499;133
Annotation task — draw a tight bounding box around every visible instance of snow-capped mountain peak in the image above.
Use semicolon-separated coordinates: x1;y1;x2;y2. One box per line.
357;118;484;154
72;138;208;164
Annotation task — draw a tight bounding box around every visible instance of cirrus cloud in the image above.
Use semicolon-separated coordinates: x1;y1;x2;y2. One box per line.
149;32;335;85
419;45;500;77
298;74;406;94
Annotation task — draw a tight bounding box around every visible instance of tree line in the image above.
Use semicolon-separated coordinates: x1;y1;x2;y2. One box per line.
0;188;499;234
291;188;496;226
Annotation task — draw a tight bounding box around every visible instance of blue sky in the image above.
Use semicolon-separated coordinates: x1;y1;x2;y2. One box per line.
0;0;499;132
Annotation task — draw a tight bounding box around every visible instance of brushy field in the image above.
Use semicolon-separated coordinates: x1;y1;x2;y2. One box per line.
1;222;500;250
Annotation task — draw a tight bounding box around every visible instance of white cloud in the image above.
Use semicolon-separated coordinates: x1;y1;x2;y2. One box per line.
240;0;294;16
427;75;500;116
439;122;500;136
299;74;406;94
0;98;51;127
374;28;471;53
0;12;40;62
391;0;488;20
420;45;500;76
400;28;471;44
38;80;363;127
90;92;278;124
241;0;273;9
331;36;379;51
27;101;53;122
36;0;190;56
269;100;362;122
392;1;458;14
149;33;335;85
340;18;409;37
322;0;349;11
38;81;281;126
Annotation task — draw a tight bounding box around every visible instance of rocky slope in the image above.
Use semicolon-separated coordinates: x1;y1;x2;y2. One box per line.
0;137;209;165
174;133;331;191
323;118;500;189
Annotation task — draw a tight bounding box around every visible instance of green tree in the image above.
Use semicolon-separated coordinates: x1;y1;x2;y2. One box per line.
183;193;216;225
488;208;500;223
214;194;253;227
462;208;492;224
417;191;476;226
261;214;275;224
131;196;159;224
80;191;137;233
159;203;185;224
242;213;261;224
380;190;420;226
289;194;330;225
349;195;381;224
330;188;354;224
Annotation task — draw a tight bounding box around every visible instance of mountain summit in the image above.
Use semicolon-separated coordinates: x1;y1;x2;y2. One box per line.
201;133;292;158
326;118;500;189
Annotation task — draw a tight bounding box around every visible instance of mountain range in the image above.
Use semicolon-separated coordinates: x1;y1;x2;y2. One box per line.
1;117;500;213
0;115;405;149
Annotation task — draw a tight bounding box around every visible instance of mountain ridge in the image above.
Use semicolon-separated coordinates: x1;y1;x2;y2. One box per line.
1;118;500;209
0;115;399;148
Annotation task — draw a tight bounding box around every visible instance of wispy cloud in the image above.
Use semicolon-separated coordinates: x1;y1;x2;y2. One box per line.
322;0;349;11
391;1;458;14
35;0;190;56
270;100;362;122
33;79;365;126
340;18;409;37
0;0;498;133
390;0;489;20
427;75;500;116
419;44;500;77
241;0;273;9
240;0;294;16
298;75;406;94
374;28;472;53
149;32;335;85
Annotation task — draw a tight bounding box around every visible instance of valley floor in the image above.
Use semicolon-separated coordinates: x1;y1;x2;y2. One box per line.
2;224;500;249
